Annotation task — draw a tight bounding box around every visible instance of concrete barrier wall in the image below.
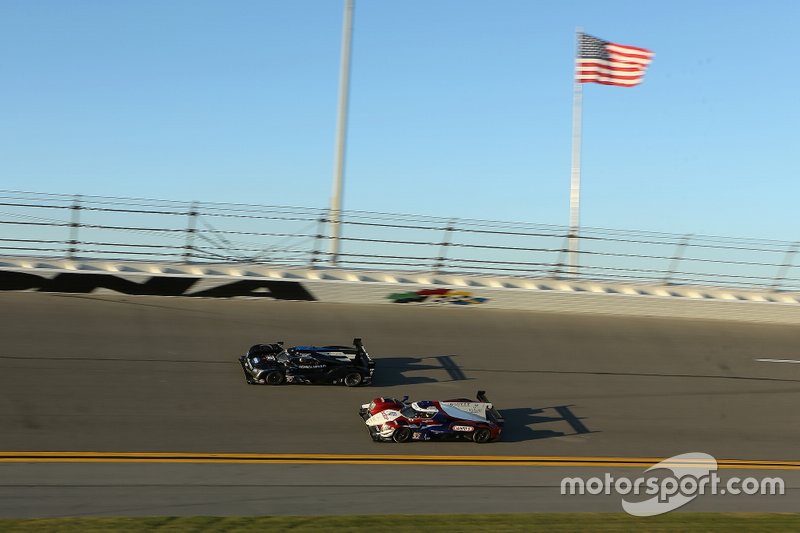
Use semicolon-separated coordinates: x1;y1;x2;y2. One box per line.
2;257;800;324
304;279;800;323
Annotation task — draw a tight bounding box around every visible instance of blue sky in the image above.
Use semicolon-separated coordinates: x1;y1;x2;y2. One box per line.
1;0;798;240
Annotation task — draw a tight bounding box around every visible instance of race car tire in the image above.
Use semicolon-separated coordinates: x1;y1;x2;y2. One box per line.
264;370;285;385
392;427;412;443
473;428;492;443
343;372;363;387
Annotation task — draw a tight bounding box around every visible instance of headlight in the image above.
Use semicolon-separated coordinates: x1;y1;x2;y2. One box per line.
253;357;260;364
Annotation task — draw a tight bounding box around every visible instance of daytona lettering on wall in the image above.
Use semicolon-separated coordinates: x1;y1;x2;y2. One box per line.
0;271;316;300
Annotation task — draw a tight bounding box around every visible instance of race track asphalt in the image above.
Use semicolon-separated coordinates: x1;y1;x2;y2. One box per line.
0;291;798;515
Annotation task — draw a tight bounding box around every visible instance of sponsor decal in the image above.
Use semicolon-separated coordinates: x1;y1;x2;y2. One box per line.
452;425;475;432
365;409;401;426
387;288;488;305
0;271;316;300
442;401;489;417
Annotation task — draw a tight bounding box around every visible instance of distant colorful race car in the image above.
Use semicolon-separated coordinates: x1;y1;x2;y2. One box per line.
359;390;504;443
239;338;374;386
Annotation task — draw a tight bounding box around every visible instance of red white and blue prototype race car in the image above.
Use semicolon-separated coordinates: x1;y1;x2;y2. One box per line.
359;391;504;443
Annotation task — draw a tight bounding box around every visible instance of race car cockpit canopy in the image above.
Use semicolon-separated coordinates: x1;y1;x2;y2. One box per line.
411;401;438;413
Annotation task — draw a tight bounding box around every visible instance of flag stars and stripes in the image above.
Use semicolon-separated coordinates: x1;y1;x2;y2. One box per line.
576;33;654;87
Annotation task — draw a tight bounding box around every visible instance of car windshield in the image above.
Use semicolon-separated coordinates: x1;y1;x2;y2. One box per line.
400;405;417;418
400;405;436;419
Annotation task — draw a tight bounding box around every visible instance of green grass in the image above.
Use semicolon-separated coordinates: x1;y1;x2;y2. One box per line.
1;514;800;532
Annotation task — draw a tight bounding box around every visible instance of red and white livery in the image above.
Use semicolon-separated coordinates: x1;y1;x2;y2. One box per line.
359;390;504;443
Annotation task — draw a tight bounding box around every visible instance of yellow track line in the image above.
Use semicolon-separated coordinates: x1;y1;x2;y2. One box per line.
0;452;798;470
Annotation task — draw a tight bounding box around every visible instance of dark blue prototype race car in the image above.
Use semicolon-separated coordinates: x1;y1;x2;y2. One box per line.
239;338;374;386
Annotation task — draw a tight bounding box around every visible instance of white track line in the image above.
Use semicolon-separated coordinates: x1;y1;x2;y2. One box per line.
755;358;800;364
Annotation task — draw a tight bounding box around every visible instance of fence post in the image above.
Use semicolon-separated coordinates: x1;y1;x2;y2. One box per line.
432;219;456;274
67;194;82;260
771;242;799;291
308;216;327;268
183;201;199;263
552;233;571;279
664;234;692;285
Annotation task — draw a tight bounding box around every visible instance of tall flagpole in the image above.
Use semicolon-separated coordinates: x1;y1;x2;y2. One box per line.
329;0;354;266
568;29;583;277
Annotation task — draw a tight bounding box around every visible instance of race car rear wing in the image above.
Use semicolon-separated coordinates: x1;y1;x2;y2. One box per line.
477;390;504;426
353;338;374;371
354;337;365;353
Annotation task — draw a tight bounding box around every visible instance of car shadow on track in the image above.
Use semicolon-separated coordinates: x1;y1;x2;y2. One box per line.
500;405;596;442
372;355;470;386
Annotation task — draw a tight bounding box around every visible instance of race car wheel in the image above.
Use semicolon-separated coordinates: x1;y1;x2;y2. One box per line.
264;370;285;385
343;372;363;387
392;427;412;443
473;428;492;443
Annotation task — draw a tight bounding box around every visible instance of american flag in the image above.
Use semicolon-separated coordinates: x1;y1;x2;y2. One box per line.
576;33;654;87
